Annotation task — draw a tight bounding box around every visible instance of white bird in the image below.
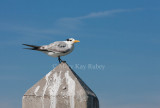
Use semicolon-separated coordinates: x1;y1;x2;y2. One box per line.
23;38;80;63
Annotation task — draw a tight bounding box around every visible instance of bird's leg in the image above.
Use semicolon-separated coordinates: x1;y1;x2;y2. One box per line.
58;56;66;63
58;56;62;63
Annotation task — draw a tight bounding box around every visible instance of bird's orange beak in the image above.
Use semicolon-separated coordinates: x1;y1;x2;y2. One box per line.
74;40;80;43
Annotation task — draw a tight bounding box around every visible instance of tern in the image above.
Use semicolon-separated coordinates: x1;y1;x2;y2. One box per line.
23;38;80;63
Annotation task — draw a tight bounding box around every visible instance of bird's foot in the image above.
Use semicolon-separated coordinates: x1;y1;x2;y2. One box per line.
58;60;66;63
58;56;65;63
61;61;66;63
58;59;62;63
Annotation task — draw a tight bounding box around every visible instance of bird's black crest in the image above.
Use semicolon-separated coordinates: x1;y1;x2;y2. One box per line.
66;38;70;41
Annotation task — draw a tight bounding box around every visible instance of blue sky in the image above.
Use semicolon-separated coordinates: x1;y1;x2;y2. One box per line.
0;0;160;108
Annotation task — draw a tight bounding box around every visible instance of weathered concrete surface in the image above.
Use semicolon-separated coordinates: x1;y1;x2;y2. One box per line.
22;62;99;108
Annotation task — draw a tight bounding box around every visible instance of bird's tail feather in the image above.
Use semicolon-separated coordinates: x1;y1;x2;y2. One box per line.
22;44;41;51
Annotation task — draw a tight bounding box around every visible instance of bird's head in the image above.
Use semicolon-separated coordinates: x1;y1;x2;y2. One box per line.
66;38;80;44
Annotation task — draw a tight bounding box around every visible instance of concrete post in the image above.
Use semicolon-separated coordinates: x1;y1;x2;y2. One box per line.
22;62;99;108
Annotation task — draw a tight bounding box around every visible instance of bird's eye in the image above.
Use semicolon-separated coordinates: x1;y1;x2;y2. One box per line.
66;39;69;41
69;40;72;41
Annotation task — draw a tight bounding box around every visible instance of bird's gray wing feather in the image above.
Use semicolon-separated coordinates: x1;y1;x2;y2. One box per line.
46;41;70;53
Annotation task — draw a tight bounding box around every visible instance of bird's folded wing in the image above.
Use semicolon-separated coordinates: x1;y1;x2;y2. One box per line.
46;41;70;53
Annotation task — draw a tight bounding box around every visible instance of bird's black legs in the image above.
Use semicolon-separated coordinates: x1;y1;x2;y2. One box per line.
58;56;62;63
58;56;66;63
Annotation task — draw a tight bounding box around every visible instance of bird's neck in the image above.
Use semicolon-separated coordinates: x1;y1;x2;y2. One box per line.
68;43;74;48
